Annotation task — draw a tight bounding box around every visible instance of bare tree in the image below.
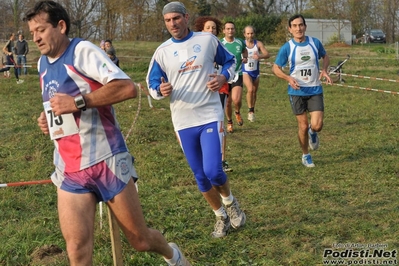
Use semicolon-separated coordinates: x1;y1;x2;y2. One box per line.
380;0;399;42
0;0;31;36
308;0;351;42
0;1;14;39
2;0;398;44
60;0;100;38
241;0;275;14
289;0;309;13
347;0;372;38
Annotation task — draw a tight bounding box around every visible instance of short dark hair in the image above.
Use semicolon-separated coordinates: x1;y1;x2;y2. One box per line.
288;14;306;28
23;1;71;36
224;21;236;29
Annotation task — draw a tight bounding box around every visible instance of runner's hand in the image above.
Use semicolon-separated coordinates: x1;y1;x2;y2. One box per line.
37;111;49;135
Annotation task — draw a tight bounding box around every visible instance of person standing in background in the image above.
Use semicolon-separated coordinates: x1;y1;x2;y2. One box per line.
106;48;119;67
104;39;116;56
0;33;23;84
242;25;270;122
15;33;29;75
99;39;105;51
2;52;10;77
221;22;248;133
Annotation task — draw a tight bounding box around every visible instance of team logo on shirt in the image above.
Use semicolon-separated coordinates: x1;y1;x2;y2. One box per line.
102;62;113;73
179;56;203;74
44;79;60;99
193;44;201;53
301;55;311;61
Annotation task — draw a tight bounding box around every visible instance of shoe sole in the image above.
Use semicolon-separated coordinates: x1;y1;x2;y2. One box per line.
308;130;319;150
211;229;229;238
308;136;319;150
309;142;319;151
302;161;315;167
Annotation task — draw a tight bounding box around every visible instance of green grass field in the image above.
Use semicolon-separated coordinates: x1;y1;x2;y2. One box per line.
1;41;399;265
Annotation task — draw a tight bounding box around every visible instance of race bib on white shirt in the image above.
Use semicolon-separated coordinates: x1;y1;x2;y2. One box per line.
292;64;316;85
43;101;79;140
245;57;258;71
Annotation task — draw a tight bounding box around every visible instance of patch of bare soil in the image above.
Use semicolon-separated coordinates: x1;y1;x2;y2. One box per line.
30;245;67;266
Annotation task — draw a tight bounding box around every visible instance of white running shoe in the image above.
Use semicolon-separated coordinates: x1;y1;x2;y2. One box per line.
308;126;319;150
211;215;231;238
167;243;191;266
16;79;24;84
302;154;315;167
248;112;255;122
226;198;246;229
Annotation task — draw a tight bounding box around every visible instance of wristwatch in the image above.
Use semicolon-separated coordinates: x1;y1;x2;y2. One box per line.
74;95;86;111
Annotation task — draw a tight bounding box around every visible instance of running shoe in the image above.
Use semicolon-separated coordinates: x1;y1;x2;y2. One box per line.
308;125;319;150
235;112;243;126
211;215;231;238
227;122;233;133
167;243;191;266
248;112;255;122
302;154;315;167
222;161;232;172
16;79;24;84
225;198;246;229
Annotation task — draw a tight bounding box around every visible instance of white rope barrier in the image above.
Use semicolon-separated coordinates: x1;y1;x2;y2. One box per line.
4;65;33;67
260;71;399;95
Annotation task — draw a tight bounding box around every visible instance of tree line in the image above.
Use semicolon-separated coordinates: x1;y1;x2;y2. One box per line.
1;0;398;44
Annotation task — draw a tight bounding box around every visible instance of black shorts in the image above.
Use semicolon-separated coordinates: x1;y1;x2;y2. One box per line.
289;94;324;115
228;75;243;91
219;93;228;109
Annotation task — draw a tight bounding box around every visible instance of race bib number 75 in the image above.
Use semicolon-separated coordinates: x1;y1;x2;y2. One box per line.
43;101;79;140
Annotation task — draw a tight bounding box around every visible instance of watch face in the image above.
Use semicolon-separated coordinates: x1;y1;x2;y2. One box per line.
75;96;86;109
76;99;84;107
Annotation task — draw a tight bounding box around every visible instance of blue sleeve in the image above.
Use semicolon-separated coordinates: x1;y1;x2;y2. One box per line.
313;38;326;58
214;41;236;81
147;59;167;99
274;42;290;67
